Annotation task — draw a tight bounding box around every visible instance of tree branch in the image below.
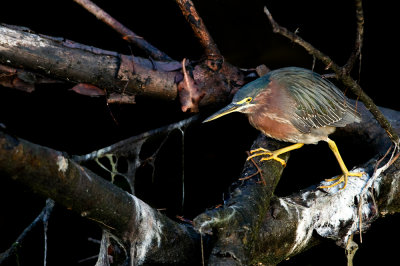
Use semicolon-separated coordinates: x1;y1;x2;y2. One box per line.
0;199;55;264
73;0;172;61
0;24;178;100
175;0;221;58
0;24;244;111
343;0;364;73
0;130;199;264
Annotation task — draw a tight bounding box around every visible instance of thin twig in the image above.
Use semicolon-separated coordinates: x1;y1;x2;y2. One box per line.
0;199;55;264
73;115;199;162
239;151;266;185
73;0;172;61
357;144;399;243
175;0;221;57
263;5;400;146
343;0;364;73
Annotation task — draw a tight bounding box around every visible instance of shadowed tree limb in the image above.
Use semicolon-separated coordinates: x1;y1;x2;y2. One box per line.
0;130;200;265
0;24;178;100
73;0;173;61
175;0;221;59
343;0;364;73
0;24;245;111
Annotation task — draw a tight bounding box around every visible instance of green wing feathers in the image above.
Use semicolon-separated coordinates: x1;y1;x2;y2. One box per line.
270;67;361;133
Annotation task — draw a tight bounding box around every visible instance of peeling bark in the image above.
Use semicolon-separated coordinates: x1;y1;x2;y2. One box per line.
0;24;178;100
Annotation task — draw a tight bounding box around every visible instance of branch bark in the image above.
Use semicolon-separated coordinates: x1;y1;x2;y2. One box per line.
0;23;245;111
73;0;172;61
0;130;199;264
176;0;221;58
0;24;178;100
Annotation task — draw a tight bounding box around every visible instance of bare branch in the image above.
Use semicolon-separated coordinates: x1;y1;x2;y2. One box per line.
0;24;178;100
343;0;364;73
176;0;220;57
73;0;172;61
0;24;243;110
0;199;55;264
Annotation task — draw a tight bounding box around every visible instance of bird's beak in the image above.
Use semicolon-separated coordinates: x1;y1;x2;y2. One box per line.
203;103;240;123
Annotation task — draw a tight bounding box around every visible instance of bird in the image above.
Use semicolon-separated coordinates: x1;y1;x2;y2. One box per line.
203;67;363;190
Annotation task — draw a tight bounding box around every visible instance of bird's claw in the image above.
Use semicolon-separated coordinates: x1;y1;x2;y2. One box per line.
247;148;286;166
260;155;287;166
319;171;365;190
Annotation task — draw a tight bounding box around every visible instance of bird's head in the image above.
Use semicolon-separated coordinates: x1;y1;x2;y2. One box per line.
203;75;270;123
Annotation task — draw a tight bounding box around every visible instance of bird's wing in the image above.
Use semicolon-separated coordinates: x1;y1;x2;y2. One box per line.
277;70;360;133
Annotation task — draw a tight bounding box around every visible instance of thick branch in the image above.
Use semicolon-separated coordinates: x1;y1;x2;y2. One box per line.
0;24;178;100
0;24;243;110
0;130;199;264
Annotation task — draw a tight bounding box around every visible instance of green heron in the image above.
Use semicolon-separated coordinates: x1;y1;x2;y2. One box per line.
204;67;363;190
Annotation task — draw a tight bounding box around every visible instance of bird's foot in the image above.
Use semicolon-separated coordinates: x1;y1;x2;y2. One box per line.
319;171;365;190
247;148;286;166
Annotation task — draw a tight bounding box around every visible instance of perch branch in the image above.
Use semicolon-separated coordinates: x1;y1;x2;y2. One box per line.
195;102;400;265
263;5;400;146
73;0;172;61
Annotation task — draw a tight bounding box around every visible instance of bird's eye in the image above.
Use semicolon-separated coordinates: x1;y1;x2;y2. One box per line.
236;97;253;104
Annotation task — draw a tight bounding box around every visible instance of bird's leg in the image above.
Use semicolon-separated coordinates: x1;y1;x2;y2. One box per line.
247;143;304;166
319;138;364;190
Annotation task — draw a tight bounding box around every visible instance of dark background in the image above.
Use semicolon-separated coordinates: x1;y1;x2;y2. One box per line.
0;0;399;265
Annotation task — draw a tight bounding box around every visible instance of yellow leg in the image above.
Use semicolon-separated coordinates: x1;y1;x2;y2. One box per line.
319;138;364;190
247;143;304;166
